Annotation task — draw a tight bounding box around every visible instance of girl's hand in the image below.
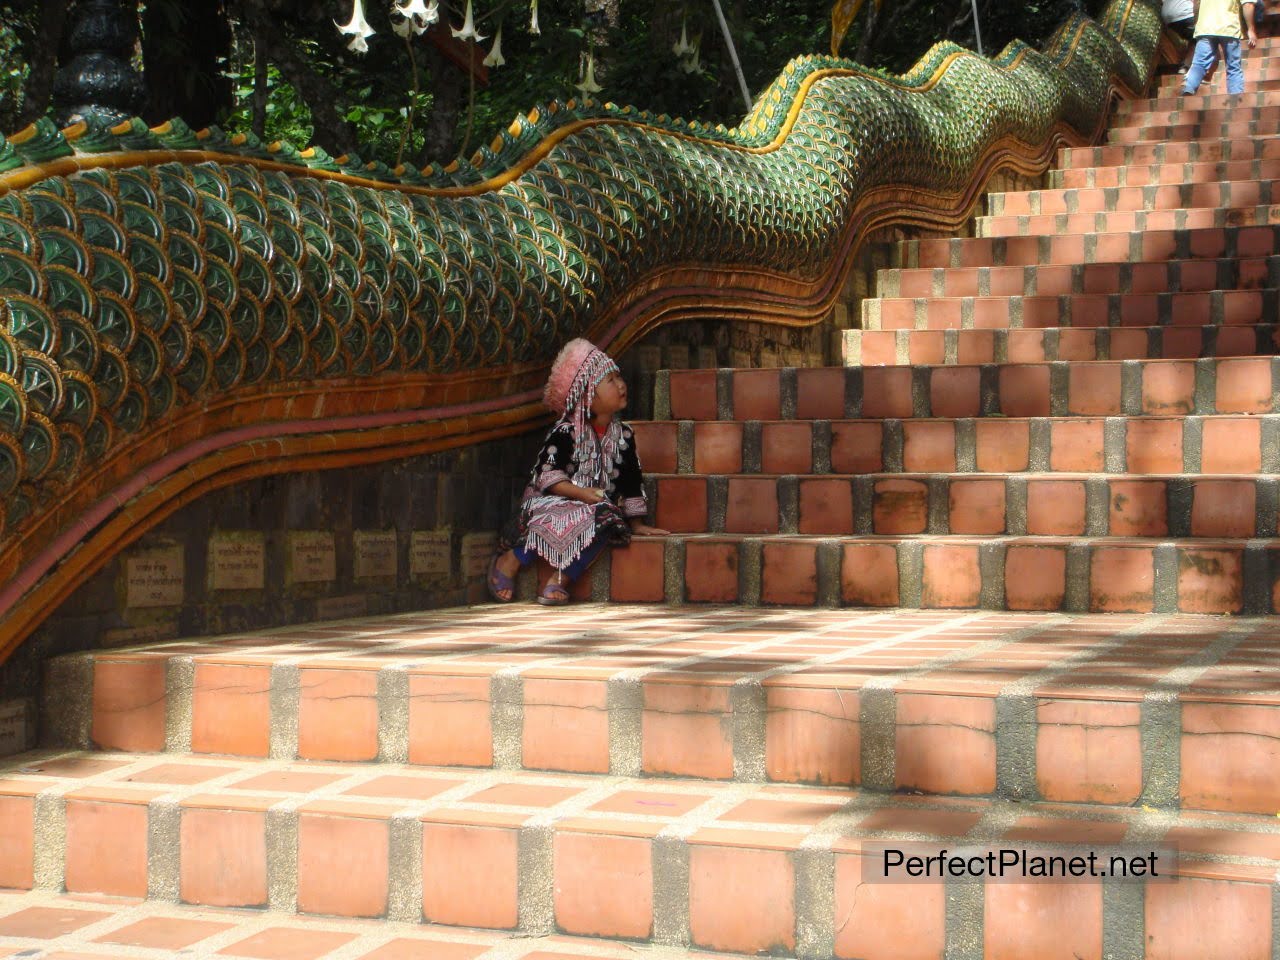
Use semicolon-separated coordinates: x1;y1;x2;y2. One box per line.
629;522;669;536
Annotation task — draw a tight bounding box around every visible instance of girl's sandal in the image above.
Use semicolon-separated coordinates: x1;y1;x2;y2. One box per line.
537;582;570;606
487;555;516;603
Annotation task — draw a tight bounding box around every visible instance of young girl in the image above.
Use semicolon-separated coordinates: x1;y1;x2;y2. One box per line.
489;338;668;605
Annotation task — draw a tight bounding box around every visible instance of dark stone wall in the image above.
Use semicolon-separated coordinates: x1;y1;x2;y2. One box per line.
0;431;543;713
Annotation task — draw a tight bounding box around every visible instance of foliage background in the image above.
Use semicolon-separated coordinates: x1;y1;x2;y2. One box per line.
0;0;1106;167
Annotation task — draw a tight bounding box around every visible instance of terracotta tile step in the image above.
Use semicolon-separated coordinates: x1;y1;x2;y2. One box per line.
1110;104;1280;130
877;253;1277;299
849;300;1280;343
860;291;1275;332
633;414;1280;478
1049;156;1280;191
35;604;1280;803
654;358;1280;422
1155;69;1280;85
1155;74;1280;93
847;323;1279;364
647;472;1280;539
5;758;1280;955
904;224;1280;269
655;533;1280;615
0;890;754;960
977;204;1280;237
987;179;1274;217
1108;118;1280;144
1116;89;1280;114
1058;135;1280;171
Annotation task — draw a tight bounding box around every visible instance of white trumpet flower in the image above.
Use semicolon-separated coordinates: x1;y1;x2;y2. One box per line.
391;13;413;37
483;26;505;66
335;0;376;52
576;51;603;94
530;0;541;34
672;18;693;57
396;0;438;34
679;42;701;73
451;0;487;42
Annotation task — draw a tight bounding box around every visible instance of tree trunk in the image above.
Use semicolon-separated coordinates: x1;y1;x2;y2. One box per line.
17;0;70;127
854;1;881;63
142;0;234;128
419;43;465;164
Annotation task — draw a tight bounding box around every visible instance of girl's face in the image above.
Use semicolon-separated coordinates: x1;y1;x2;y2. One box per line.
591;370;627;418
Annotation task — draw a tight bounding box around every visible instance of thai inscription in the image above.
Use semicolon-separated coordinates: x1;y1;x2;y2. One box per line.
354;530;398;579
461;532;499;578
288;531;337;585
0;700;31;756
411;530;453;578
209;533;266;591
125;546;184;608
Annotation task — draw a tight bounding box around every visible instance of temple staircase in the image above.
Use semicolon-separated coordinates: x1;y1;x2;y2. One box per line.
7;34;1280;960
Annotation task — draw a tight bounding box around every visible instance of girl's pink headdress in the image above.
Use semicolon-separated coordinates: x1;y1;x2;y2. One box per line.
543;338;618;416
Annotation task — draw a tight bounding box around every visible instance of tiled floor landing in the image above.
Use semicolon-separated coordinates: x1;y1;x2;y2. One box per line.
48;604;1280;811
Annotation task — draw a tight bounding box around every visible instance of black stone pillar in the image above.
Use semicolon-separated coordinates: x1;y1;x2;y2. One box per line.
51;0;146;127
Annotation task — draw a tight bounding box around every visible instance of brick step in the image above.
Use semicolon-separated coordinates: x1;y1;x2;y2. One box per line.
1115;89;1280;114
905;224;1280;269
1110;103;1280;129
1154;74;1280;93
987;180;1272;217
648;472;1280;539
860;291;1274;332
1058;136;1280;170
656;358;1280;422
34;606;1280;798
1109;119;1280;144
845;323;1279;363
0;890;741;960
651;533;1279;614
878;254;1275;298
6;754;1280;959
633;414;1280;478
1051;152;1280;188
976;203;1280;238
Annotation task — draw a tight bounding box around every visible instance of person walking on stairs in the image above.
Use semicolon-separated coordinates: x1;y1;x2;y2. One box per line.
1183;0;1258;95
1162;0;1198;73
488;338;668;605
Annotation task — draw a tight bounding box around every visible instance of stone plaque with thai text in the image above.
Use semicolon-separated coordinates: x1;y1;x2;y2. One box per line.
411;530;452;578
354;530;397;579
209;532;265;591
461;531;498;579
125;545;184;608
288;531;336;584
316;594;368;621
633;345;663;372
0;700;32;756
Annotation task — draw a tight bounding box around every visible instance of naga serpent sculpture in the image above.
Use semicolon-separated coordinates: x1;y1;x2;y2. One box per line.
0;0;1162;659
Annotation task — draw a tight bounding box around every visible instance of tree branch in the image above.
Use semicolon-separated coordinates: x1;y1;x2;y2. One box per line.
233;0;360;155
